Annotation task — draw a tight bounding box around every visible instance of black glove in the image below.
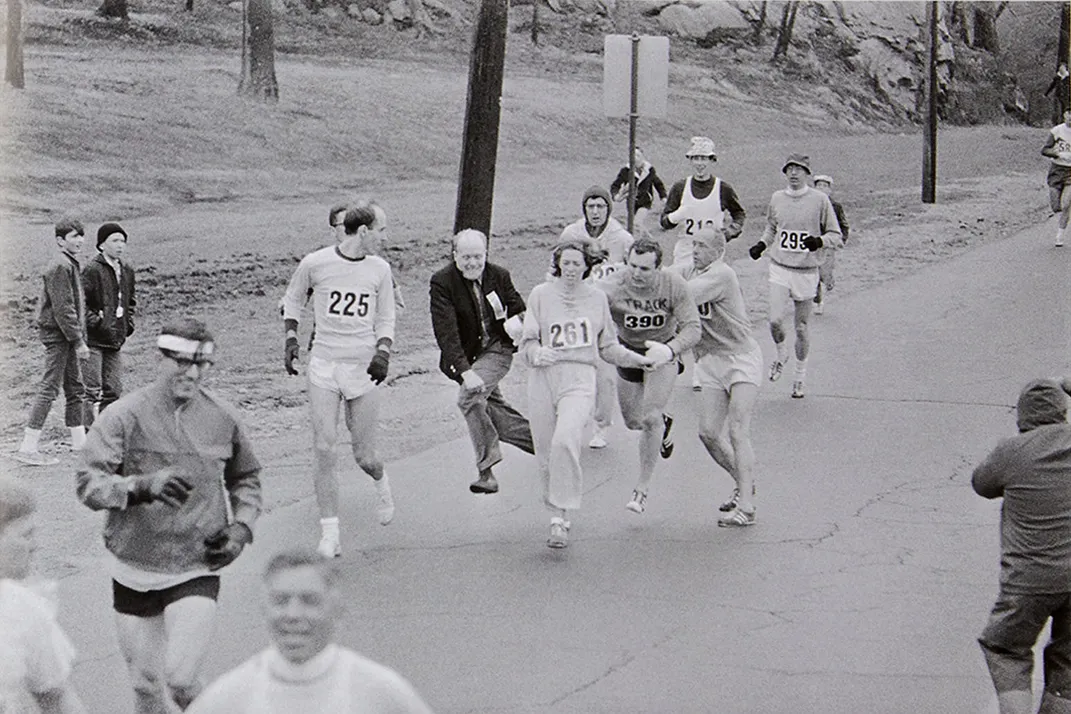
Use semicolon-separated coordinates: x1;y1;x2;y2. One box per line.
284;336;300;376
204;522;253;571
749;241;767;260
367;349;390;384
128;471;194;508
802;235;823;251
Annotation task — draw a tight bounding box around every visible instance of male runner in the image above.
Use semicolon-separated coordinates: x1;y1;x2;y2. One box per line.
748;154;842;399
811;175;849;315
660;136;746;267
1042;108;1071;247
596;239;700;513
281;201;397;559
674;228;762;526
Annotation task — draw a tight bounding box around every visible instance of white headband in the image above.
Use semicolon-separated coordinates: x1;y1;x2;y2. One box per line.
158;335;215;361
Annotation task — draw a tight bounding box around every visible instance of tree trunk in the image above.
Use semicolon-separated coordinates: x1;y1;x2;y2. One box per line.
97;0;129;20
531;0;539;45
239;0;278;100
5;0;24;89
186;0;194;11
772;0;797;61
752;0;766;45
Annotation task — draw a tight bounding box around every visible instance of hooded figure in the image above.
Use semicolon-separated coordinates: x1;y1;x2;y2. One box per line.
972;378;1071;714
558;185;634;266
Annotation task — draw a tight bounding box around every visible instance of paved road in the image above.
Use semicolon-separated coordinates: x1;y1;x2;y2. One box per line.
59;218;1069;713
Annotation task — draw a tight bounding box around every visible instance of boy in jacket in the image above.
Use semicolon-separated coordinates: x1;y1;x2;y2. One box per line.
83;222;136;426
14;219;90;466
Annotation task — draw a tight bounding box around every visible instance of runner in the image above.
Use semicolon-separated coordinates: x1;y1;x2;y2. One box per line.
674;228;762;527
811;175;849;315
520;240;654;548
1041;108;1071;248
559;185;634;449
748;153;843;399
76;318;263;713
596;238;700;514
659;136;746;267
281;201;397;559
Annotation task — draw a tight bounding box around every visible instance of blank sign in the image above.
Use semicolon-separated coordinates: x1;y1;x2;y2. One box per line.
603;34;669;118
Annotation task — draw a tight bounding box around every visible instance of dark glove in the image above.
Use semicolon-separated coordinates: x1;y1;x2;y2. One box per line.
367;349;390;385
802;235;823;251
284;336;300;376
128;470;194;508
126;317;135;337
204;522;253;571
749;241;767;260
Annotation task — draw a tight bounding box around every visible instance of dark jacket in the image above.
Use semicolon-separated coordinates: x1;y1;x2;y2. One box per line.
83;253;136;350
430;261;526;382
830;198;850;243
37;253;86;345
610;163;667;211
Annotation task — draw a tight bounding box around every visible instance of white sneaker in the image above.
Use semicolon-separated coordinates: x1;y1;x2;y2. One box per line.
12;450;59;466
375;477;395;526
625;489;647;514
547;517;570;548
814;301;824;315
317;534;341;559
791;380;805;399
1057;236;1066;247
588;426;608;449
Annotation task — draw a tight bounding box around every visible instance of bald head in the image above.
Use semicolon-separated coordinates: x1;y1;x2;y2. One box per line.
453;229;488;280
691;227;726;269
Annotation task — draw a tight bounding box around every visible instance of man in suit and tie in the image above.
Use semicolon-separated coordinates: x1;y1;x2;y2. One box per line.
430;229;534;494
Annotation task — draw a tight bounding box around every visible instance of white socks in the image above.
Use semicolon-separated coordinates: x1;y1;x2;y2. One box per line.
70;426;86;451
374;472;391;494
19;427;41;453
794;360;808;382
775;340;790;364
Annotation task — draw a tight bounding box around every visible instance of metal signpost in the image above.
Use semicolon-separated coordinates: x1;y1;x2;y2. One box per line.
604;34;669;233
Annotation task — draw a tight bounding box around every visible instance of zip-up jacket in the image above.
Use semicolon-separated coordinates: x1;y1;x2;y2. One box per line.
83;253;136;350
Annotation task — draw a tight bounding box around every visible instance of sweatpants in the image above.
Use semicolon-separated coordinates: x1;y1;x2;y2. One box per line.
528;362;597;513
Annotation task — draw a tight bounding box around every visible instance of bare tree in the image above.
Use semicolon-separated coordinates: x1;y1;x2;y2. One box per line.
239;0;278;100
186;0;194;11
752;0;767;45
772;0;799;61
97;0;129;20
5;0;24;88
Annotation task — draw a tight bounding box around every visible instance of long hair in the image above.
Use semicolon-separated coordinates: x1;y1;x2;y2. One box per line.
550;240;600;279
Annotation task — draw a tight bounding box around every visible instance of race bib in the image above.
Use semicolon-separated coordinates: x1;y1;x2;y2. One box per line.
486;291;507;320
778;230;810;253
590;263;623;281
548;317;593;350
682;217;722;236
622;312;667;330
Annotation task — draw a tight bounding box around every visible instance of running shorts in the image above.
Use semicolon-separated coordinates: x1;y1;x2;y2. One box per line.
308;355;376;400
113;576;221;618
769;262;820;302
695;344;764;392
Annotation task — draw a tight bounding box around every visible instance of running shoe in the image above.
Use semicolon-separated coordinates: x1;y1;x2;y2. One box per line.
588;425;608;449
814;301;824;315
1057;236;1066;248
625;489;647;514
791;381;805;399
469;474;499;494
768;360;784;382
375;477;395;525
12;450;59;466
719;488;740;512
718;507;756;527
659;413;674;459
547;517;570;548
317;535;341;559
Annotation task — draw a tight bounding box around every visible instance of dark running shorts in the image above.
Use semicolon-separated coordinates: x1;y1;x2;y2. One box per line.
113;576;221;618
1048;163;1071;190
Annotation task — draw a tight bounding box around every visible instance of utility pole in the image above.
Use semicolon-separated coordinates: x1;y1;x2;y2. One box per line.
453;0;508;238
626;33;640;233
922;0;938;204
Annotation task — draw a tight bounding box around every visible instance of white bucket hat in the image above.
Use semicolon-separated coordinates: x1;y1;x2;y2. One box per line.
685;136;717;159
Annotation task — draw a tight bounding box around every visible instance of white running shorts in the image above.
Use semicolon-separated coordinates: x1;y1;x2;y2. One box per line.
695;344;764;392
307;355;376;400
768;261;820;302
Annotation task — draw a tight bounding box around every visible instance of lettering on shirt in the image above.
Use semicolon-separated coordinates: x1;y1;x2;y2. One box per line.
621;296;671;312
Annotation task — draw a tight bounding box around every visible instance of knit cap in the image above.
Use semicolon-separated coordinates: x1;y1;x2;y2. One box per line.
581;185;613;218
97;222;127;248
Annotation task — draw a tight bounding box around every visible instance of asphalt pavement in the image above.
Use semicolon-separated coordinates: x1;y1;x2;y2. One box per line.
60;218;1070;713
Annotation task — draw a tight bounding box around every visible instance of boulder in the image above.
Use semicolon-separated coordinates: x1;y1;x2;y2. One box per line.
227;1;241;9
658;1;747;40
363;7;382;23
321;6;341;19
346;3;362;17
387;0;410;20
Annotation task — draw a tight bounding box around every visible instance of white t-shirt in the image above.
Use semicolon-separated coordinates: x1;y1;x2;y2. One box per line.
0;579;77;712
186;645;434;714
281;247;396;364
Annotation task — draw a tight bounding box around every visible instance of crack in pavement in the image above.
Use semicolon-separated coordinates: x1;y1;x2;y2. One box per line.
808;393;1015;410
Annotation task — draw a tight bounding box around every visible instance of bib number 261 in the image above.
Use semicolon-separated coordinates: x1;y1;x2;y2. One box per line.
548;317;593;349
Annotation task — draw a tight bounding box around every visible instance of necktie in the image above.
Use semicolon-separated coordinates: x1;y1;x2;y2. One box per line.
472;281;489;344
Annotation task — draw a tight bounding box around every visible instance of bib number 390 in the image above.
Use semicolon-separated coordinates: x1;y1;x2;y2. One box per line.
548;317;593;349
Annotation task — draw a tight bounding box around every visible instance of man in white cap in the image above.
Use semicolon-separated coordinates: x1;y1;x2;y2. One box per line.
281;200;397;559
76;317;263;714
748;154;843;399
659;136;747;268
810;174;849;315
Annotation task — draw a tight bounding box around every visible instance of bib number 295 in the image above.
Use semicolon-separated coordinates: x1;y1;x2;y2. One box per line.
548;318;593;349
328;291;370;317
